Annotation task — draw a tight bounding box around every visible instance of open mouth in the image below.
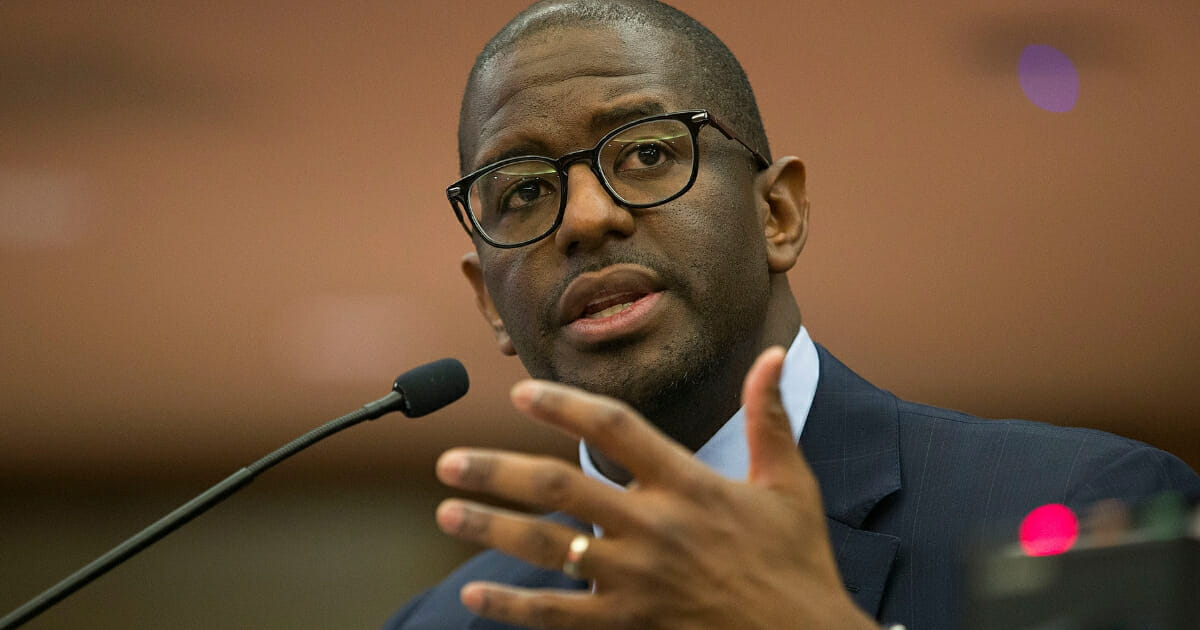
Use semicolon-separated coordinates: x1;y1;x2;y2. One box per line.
557;265;667;344
557;264;665;326
580;292;646;320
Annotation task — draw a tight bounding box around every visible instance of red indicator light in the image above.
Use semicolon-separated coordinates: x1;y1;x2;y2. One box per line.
1019;503;1079;556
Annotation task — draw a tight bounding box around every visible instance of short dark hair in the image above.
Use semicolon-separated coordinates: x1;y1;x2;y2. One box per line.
458;0;771;174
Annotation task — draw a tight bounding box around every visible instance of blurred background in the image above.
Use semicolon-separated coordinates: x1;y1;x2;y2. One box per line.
1;1;1197;627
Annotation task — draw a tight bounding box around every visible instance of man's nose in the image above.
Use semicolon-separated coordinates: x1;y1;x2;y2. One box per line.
553;162;635;256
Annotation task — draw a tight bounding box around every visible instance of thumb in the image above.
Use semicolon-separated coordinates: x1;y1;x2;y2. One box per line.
743;346;801;486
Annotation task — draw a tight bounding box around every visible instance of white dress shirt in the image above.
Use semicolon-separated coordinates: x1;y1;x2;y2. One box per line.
579;326;819;489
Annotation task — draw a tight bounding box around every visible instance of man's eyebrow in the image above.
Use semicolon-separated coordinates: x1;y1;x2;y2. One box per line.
470;102;669;173
474;142;549;172
588;101;668;131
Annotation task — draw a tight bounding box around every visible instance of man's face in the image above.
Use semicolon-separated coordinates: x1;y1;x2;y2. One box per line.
460;24;774;419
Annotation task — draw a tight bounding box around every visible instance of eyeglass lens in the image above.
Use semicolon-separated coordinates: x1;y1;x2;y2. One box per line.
468;117;695;245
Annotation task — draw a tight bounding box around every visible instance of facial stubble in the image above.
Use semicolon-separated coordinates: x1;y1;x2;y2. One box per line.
502;242;770;448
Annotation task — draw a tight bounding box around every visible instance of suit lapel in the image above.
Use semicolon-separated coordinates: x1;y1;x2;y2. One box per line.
802;345;902;616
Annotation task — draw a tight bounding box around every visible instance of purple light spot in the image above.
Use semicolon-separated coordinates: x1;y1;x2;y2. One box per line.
1018;44;1079;112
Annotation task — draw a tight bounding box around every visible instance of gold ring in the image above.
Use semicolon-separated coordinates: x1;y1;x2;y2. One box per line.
562;534;591;579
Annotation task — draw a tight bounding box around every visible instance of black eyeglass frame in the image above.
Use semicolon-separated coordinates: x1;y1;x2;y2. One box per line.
446;109;771;249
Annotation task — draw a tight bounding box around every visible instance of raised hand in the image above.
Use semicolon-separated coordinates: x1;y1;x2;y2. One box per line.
433;347;878;630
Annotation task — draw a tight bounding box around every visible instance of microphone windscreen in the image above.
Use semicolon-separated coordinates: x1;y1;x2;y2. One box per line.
393;358;470;417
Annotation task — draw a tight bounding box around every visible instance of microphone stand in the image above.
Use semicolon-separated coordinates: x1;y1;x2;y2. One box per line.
0;391;406;630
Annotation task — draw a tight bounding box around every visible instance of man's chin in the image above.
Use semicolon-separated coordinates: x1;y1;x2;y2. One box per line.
548;341;718;418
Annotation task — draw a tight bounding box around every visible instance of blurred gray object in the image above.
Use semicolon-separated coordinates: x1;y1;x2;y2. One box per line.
965;532;1198;629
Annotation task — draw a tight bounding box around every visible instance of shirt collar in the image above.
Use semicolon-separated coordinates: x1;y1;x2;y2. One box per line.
579;326;819;487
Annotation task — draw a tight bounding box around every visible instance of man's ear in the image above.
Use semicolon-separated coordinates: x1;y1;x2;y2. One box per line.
461;252;516;356
755;156;810;273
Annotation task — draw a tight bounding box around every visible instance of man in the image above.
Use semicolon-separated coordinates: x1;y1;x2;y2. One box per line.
386;1;1200;628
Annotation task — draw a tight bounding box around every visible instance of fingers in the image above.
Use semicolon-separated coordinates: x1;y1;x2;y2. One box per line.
437;449;634;532
437;500;611;582
459;584;614;630
742;346;806;487
509;380;697;487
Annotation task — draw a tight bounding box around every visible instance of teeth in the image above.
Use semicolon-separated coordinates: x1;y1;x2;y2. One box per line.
585;301;634;319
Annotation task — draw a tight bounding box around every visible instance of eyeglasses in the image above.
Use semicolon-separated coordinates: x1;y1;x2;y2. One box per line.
446;110;769;249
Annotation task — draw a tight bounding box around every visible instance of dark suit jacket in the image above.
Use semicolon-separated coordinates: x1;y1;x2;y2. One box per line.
385;345;1200;629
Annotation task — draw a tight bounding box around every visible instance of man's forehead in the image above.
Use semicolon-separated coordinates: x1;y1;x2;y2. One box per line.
469;91;680;168
460;23;695;170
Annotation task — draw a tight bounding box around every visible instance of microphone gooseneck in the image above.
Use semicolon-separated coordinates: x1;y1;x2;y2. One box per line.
0;359;469;630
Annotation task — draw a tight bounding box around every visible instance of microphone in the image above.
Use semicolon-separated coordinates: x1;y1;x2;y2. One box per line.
0;359;469;630
390;357;471;418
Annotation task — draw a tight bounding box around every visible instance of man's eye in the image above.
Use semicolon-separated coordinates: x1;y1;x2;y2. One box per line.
614;141;674;173
500;178;553;211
